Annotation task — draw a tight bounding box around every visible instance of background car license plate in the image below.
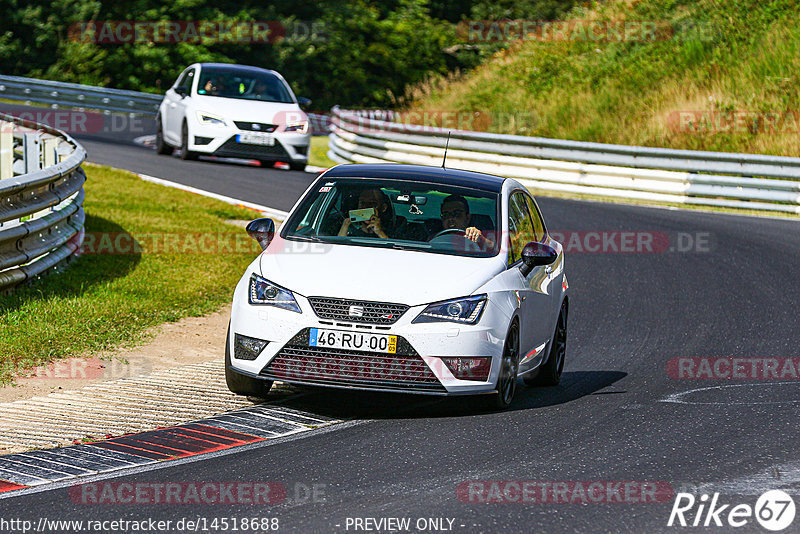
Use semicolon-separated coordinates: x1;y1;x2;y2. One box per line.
236;132;274;146
309;328;397;353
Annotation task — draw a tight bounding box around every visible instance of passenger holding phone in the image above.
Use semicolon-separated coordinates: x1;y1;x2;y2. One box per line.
338;188;406;239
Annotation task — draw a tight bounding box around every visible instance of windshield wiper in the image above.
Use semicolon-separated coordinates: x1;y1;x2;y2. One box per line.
349;238;431;250
289;235;323;242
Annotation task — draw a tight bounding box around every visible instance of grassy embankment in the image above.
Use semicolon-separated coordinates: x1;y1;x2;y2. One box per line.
0;164;263;385
411;0;800;157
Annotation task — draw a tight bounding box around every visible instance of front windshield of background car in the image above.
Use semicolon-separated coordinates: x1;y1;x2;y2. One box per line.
282;178;501;258
196;67;294;103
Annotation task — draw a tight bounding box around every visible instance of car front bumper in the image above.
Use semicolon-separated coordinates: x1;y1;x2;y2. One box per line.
228;270;513;396
188;121;310;163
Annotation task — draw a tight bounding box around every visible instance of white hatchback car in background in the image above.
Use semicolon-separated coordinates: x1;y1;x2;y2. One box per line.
156;63;311;171
226;163;569;410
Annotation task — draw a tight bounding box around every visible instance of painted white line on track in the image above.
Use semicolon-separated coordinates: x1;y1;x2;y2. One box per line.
137;173;290;220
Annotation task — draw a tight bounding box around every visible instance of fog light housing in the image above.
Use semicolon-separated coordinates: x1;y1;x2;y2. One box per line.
440;357;491;381
234;334;269;360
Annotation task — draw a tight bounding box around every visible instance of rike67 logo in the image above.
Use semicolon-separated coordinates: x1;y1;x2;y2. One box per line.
668;490;796;531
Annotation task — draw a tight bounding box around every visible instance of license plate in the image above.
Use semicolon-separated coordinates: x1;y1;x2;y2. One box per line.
236;132;274;146
309;328;397;353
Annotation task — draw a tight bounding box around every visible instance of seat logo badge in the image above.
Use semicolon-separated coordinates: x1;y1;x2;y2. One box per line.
252;123;261;130
349;305;364;317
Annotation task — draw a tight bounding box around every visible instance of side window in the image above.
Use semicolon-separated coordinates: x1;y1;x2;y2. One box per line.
173;70;188;90
184;69;195;93
508;192;536;265
174;69;194;92
524;194;546;241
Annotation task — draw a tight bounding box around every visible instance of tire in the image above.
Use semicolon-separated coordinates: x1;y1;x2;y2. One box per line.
225;325;273;397
180;121;198;161
155;116;171;155
259;160;277;168
524;302;567;387
289;161;306;172
485;321;520;410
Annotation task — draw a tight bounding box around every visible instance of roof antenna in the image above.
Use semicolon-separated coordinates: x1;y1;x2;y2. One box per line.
441;131;451;169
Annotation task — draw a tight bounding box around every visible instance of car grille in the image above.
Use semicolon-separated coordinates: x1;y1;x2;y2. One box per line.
215;136;290;159
308;297;408;325
260;329;445;393
234;121;278;132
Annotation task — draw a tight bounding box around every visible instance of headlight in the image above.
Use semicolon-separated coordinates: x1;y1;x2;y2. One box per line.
284;121;308;133
412;294;486;325
248;274;301;313
196;111;226;127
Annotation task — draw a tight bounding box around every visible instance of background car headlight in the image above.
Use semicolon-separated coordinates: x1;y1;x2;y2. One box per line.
412;295;486;324
249;274;301;313
196;111;226;127
284;121;308;133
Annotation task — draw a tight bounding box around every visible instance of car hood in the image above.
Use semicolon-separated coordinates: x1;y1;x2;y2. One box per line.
193;95;303;124
258;235;505;306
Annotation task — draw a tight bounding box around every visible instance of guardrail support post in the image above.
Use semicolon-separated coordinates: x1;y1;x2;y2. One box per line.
43;137;58;168
0;121;11;179
23;132;41;174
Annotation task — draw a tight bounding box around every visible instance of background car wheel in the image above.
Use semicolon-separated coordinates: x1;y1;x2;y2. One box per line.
524;302;567;387
155;116;171;155
225;325;273;398
259;160;277;168
289;161;306;172
485;321;520;410
180;121;198;161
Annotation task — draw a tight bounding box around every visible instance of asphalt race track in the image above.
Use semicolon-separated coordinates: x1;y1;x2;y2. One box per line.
1;107;799;532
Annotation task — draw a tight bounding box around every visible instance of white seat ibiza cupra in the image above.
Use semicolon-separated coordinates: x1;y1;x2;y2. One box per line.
226;163;569;409
156;62;311;171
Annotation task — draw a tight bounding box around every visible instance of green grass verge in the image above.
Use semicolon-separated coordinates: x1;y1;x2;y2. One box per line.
309;136;337;169
0;163;262;385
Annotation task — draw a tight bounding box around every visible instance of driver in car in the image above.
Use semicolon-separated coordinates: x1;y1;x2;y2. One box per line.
439;194;495;249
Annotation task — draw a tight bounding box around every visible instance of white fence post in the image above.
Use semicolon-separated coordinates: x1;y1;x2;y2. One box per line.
0;121;12;179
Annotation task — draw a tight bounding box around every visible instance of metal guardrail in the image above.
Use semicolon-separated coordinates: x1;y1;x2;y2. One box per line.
0;112;86;291
0;75;330;134
328;107;800;214
0;75;162;115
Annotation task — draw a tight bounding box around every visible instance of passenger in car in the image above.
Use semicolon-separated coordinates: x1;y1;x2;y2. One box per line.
433;194;495;249
338;188;407;239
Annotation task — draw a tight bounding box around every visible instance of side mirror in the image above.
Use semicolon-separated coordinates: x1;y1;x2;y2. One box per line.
246;218;276;250
297;97;312;110
520;241;557;276
174;86;188;98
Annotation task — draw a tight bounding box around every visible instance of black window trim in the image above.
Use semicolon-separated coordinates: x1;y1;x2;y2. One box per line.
506;188;548;270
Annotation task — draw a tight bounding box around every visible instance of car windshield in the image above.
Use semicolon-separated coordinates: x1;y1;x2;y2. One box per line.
282;178;501;258
196;67;294;103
